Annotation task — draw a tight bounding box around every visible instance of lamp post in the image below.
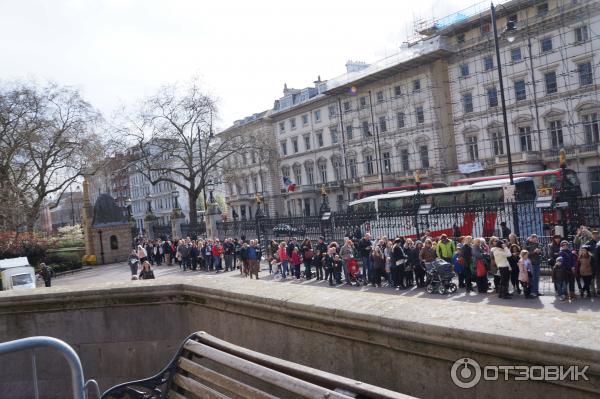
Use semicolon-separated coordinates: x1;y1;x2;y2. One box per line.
319;184;331;214
171;189;181;240
491;2;516;185
414;170;422;239
125;197;136;247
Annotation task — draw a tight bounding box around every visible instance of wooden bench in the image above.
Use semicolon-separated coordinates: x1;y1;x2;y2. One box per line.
101;331;413;399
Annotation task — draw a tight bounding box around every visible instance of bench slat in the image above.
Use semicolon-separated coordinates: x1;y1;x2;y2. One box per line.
183;340;352;399
172;373;232;399
193;332;410;399
178;357;278;399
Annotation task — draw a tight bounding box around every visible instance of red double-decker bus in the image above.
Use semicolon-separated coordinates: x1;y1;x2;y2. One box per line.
357;182;447;199
451;169;582;197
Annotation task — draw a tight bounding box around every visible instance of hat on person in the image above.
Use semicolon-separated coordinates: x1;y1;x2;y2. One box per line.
415;240;422;245
394;238;402;244
440;233;447;239
560;240;569;246
556;256;563;263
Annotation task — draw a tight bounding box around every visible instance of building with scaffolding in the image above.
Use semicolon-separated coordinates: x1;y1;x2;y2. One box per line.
221;0;600;219
439;0;600;195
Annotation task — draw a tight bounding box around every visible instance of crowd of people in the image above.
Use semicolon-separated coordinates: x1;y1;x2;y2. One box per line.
126;226;600;301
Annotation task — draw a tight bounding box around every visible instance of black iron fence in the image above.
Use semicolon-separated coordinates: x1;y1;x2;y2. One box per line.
216;196;600;249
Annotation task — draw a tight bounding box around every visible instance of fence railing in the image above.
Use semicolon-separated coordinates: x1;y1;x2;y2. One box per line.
0;336;100;399
216;197;600;252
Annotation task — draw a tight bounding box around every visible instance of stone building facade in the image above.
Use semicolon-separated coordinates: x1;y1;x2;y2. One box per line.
221;0;600;215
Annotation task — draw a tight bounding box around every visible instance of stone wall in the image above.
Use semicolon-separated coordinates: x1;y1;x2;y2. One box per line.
91;223;132;264
0;278;598;398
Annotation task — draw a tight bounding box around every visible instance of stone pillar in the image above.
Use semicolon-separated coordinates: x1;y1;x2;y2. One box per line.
205;203;221;239
82;178;96;257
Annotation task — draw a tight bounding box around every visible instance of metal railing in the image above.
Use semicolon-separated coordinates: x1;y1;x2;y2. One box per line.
0;336;100;399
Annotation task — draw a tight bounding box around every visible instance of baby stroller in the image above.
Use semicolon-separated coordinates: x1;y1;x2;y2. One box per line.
347;258;365;287
425;259;457;294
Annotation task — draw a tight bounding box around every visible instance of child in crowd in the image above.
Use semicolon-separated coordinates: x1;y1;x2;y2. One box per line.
291;247;302;279
452;246;466;288
312;249;323;281
518;250;533;298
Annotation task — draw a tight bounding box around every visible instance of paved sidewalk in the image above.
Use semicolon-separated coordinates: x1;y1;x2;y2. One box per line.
43;260;600;314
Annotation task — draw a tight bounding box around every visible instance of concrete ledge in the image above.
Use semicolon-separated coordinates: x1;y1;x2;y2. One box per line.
0;275;599;398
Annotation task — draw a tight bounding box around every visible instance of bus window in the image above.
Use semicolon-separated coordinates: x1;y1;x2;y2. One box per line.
380;198;408;210
471;188;502;203
542;173;558;189
515;180;536;201
435;192;465;207
350;201;375;213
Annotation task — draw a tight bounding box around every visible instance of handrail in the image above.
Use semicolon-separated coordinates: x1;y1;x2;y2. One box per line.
0;336;89;399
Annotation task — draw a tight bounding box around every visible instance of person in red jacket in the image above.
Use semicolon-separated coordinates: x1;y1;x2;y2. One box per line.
212;240;224;272
291;247;302;279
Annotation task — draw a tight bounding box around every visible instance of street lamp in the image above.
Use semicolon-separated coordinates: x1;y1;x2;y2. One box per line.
491;2;517;185
319;184;331;214
171;189;180;210
125;197;133;218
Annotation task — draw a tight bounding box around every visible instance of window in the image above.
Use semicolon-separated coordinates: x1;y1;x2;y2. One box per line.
328;105;336;117
292;138;299;153
420;145;430;169
457;33;465;44
412;79;421;92
330;127;338;144
537;3;548;16
290;118;296;129
466;136;478;161
519;126;533;151
463;93;473;113
319;163;327;183
480;22;491;34
544;71;557;94
332;158;342;180
400;149;409;171
394;85;402;97
365;154;374;175
360;96;367;108
242;152;247;166
293;165;302;185
348;158;358;179
583;113;600;144
251;151;257;164
343;101;351;112
110;235;119;250
484;55;494;71
397;112;405;128
491;131;504;155
279;122;285;133
302;114;308;125
280;141;287;155
383;152;391;174
416;106;424;124
540;37;552;53
460;64;469;77
252;176;258;193
511;48;522;62
316;131;324;147
575;26;589;43
346;124;353;140
362;121;371;136
376;91;384;103
487;87;498;107
514;79;526;101
314;109;321;122
549;120;563;148
306;164;315;185
590;166;600;195
304;135;311;150
379;116;387;132
578;62;593;86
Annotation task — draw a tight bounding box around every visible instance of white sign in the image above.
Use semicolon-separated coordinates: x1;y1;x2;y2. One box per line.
458;162;484;174
503;185;516;201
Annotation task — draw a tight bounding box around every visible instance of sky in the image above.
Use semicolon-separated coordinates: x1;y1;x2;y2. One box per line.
0;0;478;130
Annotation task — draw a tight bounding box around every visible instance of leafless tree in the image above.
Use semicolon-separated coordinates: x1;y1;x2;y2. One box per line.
125;80;253;233
0;82;105;233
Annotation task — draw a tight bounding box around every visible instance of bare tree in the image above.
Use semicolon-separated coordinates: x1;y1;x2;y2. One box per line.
126;80;252;233
0;82;104;233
